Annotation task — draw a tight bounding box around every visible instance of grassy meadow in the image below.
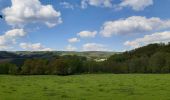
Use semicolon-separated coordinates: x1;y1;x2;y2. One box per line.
0;74;170;100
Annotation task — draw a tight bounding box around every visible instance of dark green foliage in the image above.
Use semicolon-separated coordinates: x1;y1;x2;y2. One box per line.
20;55;86;75
0;63;17;74
8;65;18;75
21;59;48;75
0;63;9;74
105;43;170;74
149;52;166;73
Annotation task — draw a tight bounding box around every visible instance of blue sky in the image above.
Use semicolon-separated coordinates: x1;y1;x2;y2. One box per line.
0;0;170;51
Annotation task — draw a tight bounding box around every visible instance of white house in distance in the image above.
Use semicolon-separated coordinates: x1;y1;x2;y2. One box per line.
94;58;107;62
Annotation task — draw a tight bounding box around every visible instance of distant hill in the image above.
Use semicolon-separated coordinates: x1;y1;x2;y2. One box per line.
0;43;170;75
58;51;116;60
0;51;19;59
123;43;170;58
0;51;117;60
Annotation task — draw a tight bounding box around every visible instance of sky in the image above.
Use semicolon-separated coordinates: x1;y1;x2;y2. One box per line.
0;0;170;51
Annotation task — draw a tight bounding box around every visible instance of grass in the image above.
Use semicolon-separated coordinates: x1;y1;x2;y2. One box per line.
0;74;170;100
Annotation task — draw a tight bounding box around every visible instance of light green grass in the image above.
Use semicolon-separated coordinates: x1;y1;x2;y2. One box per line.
0;74;170;100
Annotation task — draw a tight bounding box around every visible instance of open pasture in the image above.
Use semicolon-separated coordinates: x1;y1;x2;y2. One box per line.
0;74;170;100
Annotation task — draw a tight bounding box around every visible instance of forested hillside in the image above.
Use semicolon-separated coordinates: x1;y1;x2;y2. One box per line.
106;43;170;73
0;43;170;75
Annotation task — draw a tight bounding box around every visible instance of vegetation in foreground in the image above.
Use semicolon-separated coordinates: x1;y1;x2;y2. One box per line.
0;74;170;100
0;43;170;75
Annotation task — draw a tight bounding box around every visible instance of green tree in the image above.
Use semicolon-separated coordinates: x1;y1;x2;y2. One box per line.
0;63;10;74
0;63;17;74
149;52;166;73
8;64;18;74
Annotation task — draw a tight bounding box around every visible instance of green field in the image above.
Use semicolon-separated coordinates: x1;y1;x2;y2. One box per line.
0;74;170;100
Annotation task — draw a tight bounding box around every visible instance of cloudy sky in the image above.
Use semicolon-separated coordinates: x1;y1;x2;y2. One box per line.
0;0;170;51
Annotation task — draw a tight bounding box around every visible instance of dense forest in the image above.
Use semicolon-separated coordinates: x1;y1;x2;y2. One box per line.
0;43;170;75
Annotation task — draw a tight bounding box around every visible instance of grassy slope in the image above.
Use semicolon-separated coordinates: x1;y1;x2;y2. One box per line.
15;51;116;60
0;74;170;100
60;51;116;59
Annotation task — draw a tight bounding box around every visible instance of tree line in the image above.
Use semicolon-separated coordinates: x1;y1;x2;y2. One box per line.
0;43;170;75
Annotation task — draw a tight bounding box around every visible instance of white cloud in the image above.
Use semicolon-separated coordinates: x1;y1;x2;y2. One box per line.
124;31;170;48
82;43;108;51
81;0;112;8
20;42;54;51
68;37;80;43
100;16;170;37
77;31;97;38
118;0;153;11
2;0;62;27
0;29;26;50
65;45;77;51
60;2;74;9
80;0;153;11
